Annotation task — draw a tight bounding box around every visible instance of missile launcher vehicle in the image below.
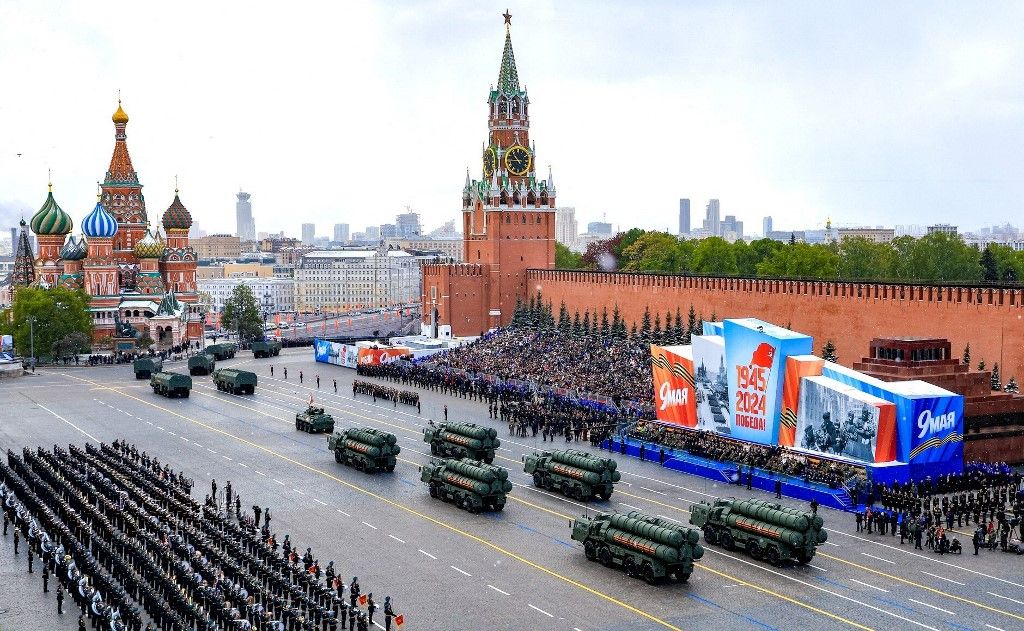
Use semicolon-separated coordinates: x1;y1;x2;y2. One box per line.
420;457;511;513
328;428;400;473
295;405;335;434
150;371;192;398
524;448;621;500
571;510;703;583
187;353;216;376
251;339;281;358
423;422;500;464
205;343;237;361
212;368;258;395
133;356;163;379
688;497;827;565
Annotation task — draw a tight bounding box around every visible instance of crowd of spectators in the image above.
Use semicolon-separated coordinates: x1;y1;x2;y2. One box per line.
1;441;398;630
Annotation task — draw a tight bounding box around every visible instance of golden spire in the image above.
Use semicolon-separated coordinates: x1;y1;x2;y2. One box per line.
112;96;129;124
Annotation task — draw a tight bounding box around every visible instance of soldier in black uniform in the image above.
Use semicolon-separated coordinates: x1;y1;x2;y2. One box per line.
366;594;375;625
349;577;360;608
383;597;395;631
43;564;49;591
13;527;19;554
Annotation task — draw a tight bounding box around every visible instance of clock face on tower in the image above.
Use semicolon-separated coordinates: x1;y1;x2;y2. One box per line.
482;146;497;179
504;145;531;176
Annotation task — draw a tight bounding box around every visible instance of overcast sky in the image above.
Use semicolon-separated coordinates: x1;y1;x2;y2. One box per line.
1;0;1022;239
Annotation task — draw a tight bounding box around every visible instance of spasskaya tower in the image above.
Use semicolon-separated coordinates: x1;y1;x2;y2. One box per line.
422;11;557;337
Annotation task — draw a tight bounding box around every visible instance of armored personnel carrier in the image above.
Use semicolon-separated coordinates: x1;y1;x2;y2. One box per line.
205;343;237;361
422;422;500;464
571;510;704;583
420;457;511;513
133;356;163;379
688;497;827;565
187;353;216;376
251;339;281;359
150;372;192;398
524;448;621;500
296;405;335;433
212;368;258;395
328;428;400;473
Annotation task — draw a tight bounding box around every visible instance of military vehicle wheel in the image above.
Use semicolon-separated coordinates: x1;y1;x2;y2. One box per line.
703;526;718;545
429;484;438;498
182;391;190;398
385;464;395;473
720;532;735;551
622;556;637;577
462;497;477;513
796;552;813;564
641;562;656;584
598;489;612;501
493;501;505;512
484;457;494;464
572;486;584;501
429;443;438;455
747;540;761;560
584;541;597;561
543;478;555;492
532;473;543;487
598;546;613;567
334;450;343;464
676;571;691;583
765;546;782;566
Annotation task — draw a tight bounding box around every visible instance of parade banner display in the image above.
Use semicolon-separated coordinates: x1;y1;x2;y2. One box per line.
356;346;411;366
723;318;813;445
692;335;729;432
651;344;697;427
702;321;724;336
313;338;359;369
795;375;897;464
779;355;825;448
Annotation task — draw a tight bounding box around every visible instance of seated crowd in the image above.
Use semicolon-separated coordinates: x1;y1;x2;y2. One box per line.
1;441;398;630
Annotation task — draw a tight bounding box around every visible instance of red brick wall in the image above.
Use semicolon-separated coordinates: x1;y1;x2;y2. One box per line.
530;270;1024;384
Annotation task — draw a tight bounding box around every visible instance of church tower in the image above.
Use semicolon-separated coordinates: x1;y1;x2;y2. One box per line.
101;101;148;265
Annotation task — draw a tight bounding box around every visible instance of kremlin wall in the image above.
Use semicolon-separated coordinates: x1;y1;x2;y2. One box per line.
529;269;1024;394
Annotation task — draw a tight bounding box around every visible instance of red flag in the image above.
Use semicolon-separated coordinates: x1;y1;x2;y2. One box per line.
358;594;367;606
395;614;405;628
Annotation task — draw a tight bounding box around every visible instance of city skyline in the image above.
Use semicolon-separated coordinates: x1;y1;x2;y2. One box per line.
1;1;1023;238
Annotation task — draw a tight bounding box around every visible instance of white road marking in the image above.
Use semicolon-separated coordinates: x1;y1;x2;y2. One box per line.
418;549;437;560
675;497;697;504
388;535;405;543
223;455;233;461
313;498;327;505
850;579;888;592
362;521;378;530
920;571;963;586
656;514;682;523
860;552;895;564
487;585;510;595
823;541;840;547
273;479;285;486
167;431;176;436
337;509;351;517
986;624;1007;631
146;421;153;425
807;564;827;572
528;604;554;618
987;592;1024;605
293;489;305;495
450;565;472;577
373;622;385;630
156;426;165;431
640;486;666;495
255;471;266;476
238;463;249;468
193;442;204;447
908;599;954;615
32;401;101;442
180;436;189;441
618;503;641;511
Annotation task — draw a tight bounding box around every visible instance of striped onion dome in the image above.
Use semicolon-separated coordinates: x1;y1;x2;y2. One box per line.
59;234;88;261
161;190;192;230
134;226;164;258
30;185;73;235
81;200;118;238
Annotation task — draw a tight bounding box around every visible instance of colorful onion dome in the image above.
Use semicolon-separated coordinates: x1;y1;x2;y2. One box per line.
134;226;164;258
30;184;73;235
59;234;88;261
82;200;118;238
112;100;129;124
162;190;192;230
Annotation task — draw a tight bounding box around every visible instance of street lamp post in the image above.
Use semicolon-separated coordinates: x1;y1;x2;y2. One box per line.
28;315;36;371
263;291;273;338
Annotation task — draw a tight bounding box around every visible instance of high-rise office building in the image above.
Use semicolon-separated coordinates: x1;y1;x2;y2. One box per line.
763;216;773;237
555;207;578;246
720;215;744;241
927;224;958;236
678;199;690;235
703;199;721;236
380;223;397;239
365;225;381;240
235;191;255;241
333;223;350;243
301;223;315;245
395;212;421;238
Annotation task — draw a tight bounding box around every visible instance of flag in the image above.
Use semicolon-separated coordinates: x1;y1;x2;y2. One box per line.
395;614;405;628
358;594;367;606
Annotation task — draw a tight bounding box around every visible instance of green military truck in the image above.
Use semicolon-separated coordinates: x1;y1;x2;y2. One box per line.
423;422;500;464
688;497;828;565
251;339;281;359
205;343;237;361
524;448;621;501
421;457;511;513
212;368;258;395
327;428;400;473
296;405;335;433
571;510;704;583
150;371;192;398
187;353;216;376
133;356;163;380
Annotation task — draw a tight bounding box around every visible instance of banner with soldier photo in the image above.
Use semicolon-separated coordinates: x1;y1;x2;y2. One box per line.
794;375;897;464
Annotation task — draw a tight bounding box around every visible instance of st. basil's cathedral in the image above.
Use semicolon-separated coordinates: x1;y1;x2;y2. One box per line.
11;101;203;348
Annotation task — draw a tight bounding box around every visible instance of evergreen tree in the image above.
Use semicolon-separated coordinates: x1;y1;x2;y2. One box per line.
511;297;525;328
582;310;591;335
686;305;697;342
223;284;264;343
981;246;999;282
821;340;838;363
558;300;569;333
991;363;1001;391
600;306;610;337
962;343;971;367
789;232;797;245
978;359;986;371
630;322;638;338
697;314;704;334
640;307;652;339
1004;376;1019;394
674;307;684;344
572;310;582;336
652;313;663;344
709;311;717;323
611;304;625;339
1003;267;1018;283
665;311;673;342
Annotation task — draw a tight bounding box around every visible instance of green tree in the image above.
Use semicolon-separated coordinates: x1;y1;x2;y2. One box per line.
821;340;838;363
1005;376;1019;394
652;313;663;344
756;242;840;278
582;310;591;335
555;242;583;269
136;331;155;350
572;310;581;335
614;228;647;259
903;232;983;282
2;287;92;361
962;343;971;367
621;232;685;272
686;305;697;341
691;237;740;275
838;236;893;280
673;307;684;344
991;363;1001;391
977;359;986;372
557;301;570;333
510;297;525;327
611;304;626;339
52;331;90;362
600;306;610;337
222;284;264;343
981;246;999;282
640;307;652;339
